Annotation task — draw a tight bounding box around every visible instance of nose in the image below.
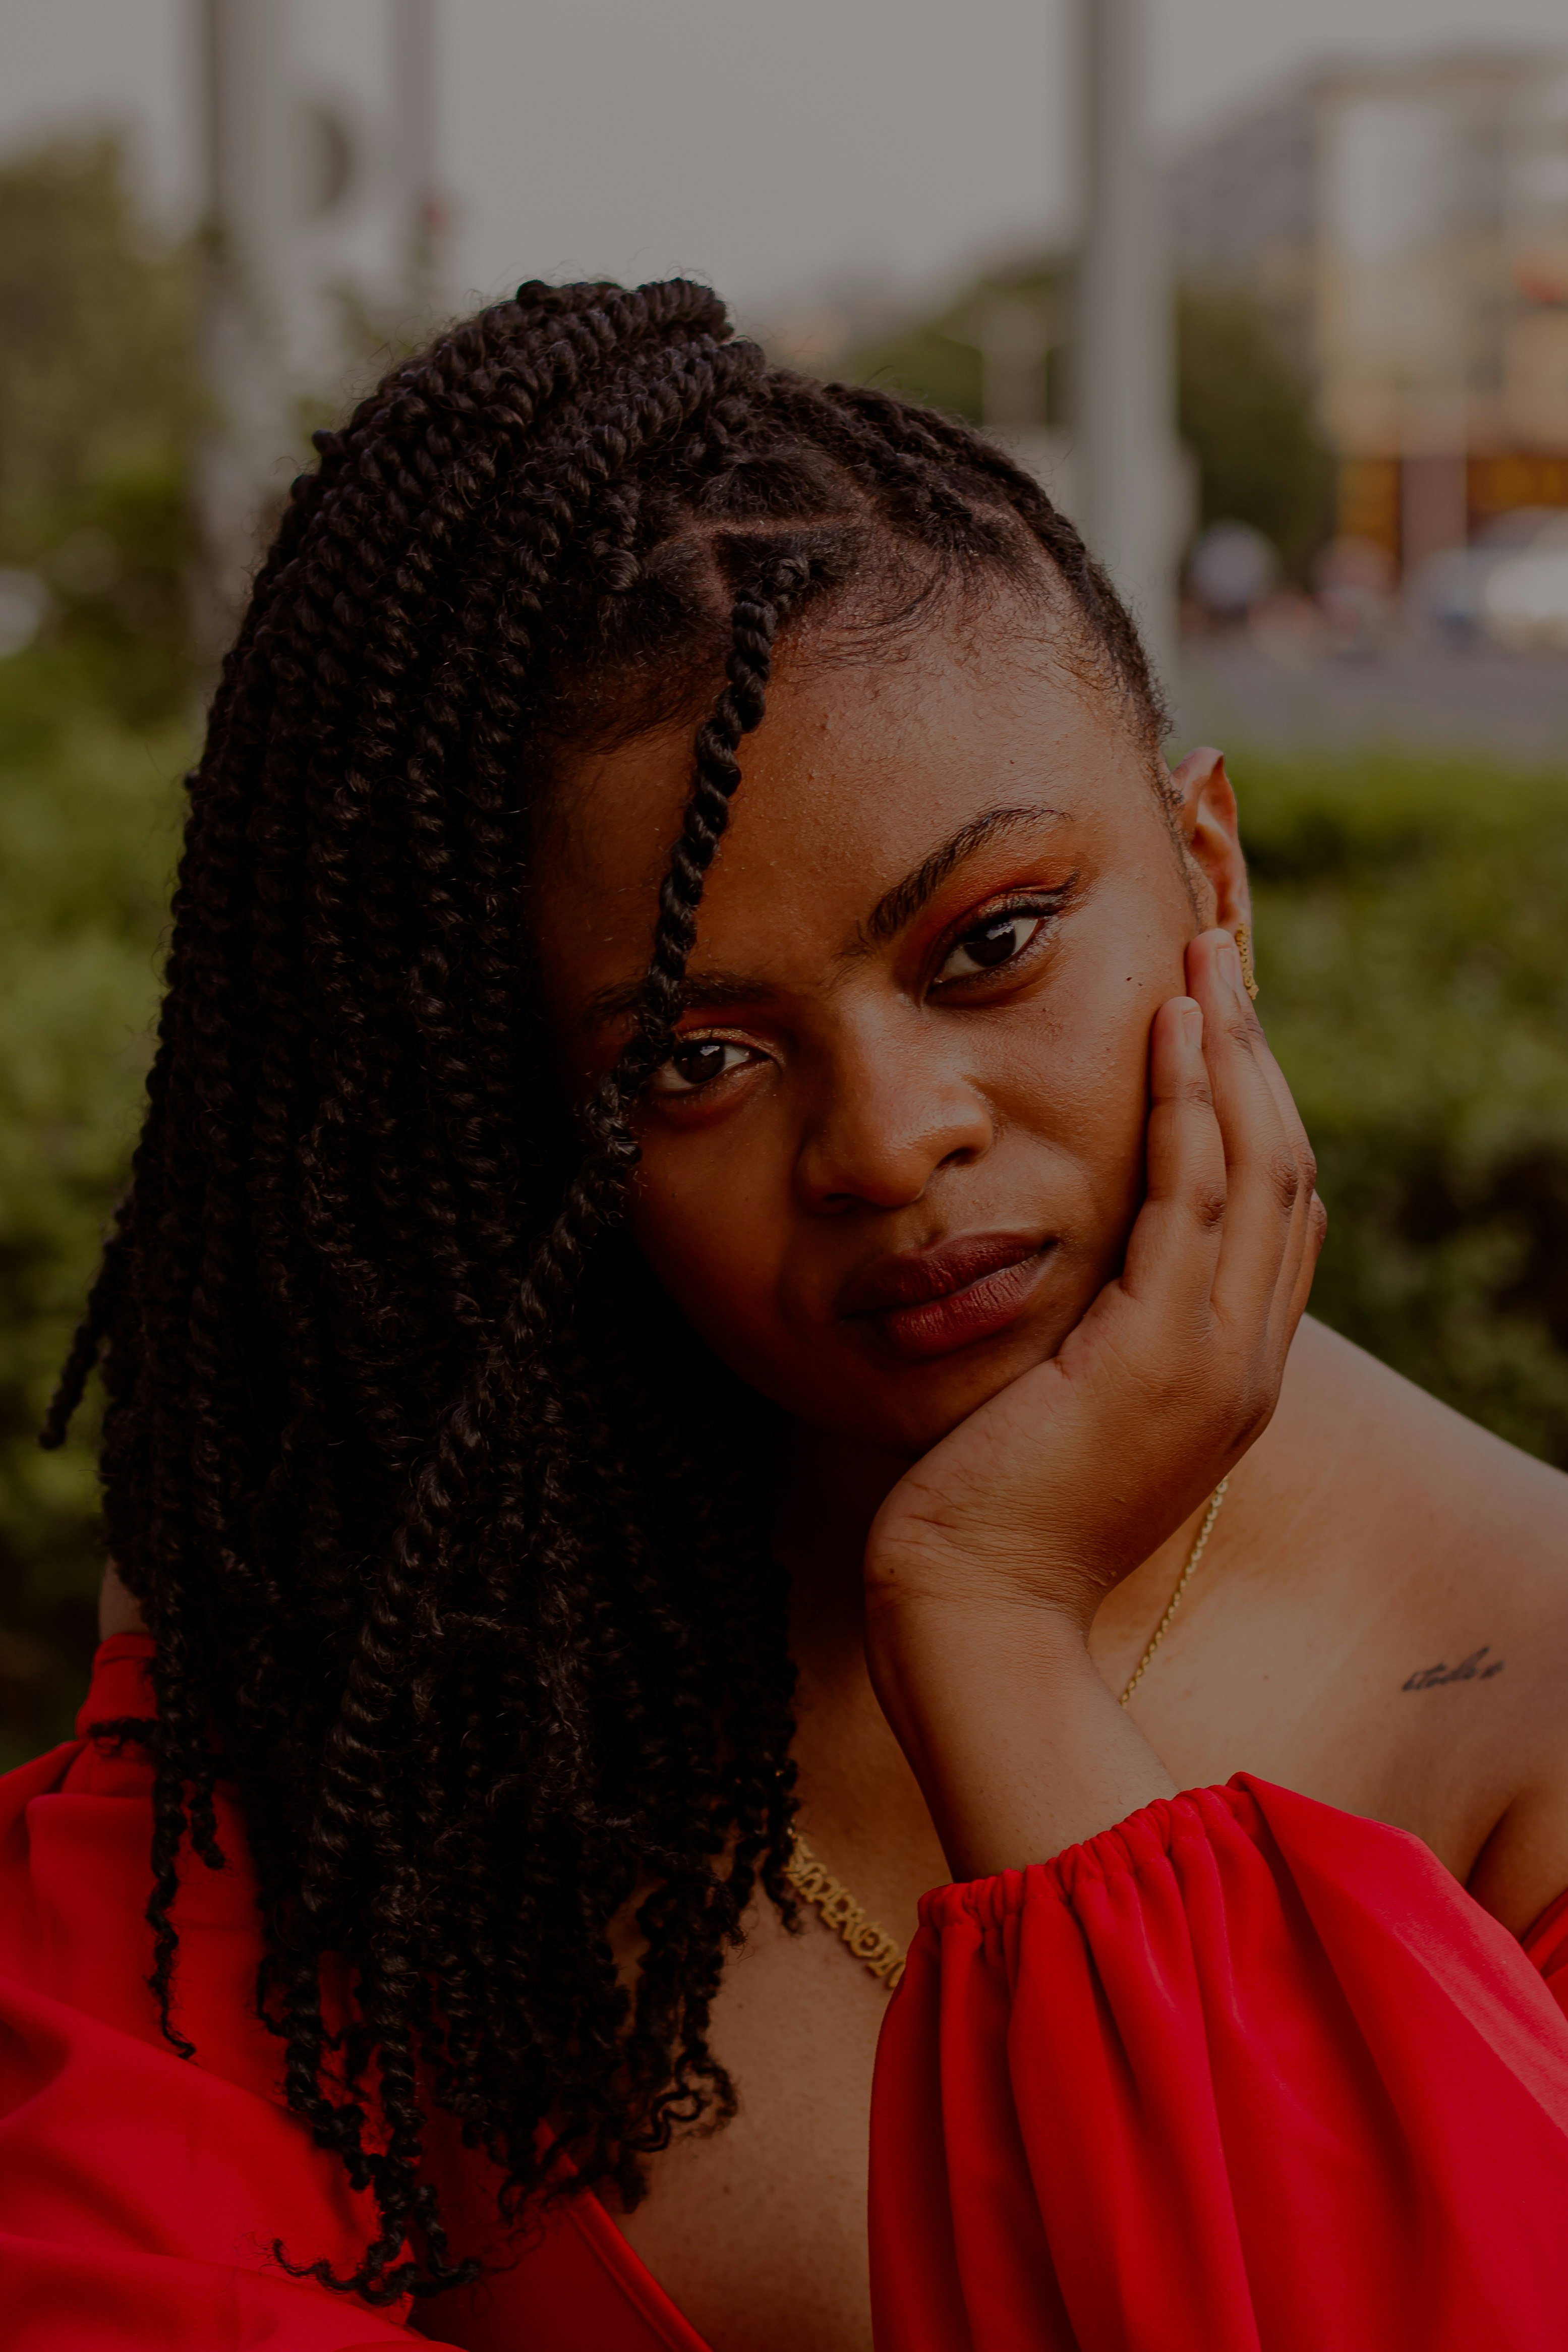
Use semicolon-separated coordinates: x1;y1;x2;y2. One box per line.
794;1026;994;1213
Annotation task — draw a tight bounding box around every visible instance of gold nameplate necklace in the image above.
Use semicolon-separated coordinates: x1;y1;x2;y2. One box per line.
784;1832;907;1990
790;1480;1231;1991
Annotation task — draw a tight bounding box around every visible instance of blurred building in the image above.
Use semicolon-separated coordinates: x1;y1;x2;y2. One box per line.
1171;50;1568;576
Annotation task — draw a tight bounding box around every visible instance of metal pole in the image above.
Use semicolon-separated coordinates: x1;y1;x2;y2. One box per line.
1074;0;1181;695
194;0;301;648
390;0;442;326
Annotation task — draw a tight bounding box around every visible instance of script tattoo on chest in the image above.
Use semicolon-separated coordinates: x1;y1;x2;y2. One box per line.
1401;1645;1505;1693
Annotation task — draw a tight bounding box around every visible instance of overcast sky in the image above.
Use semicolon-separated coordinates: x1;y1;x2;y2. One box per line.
4;0;1565;319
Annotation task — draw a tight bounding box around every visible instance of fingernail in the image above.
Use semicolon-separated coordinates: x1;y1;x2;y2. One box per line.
1180;998;1202;1045
1220;938;1244;991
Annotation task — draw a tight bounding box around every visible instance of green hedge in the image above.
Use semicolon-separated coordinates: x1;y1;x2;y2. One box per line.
1242;750;1568;1463
0;649;184;1764
2;672;1566;1762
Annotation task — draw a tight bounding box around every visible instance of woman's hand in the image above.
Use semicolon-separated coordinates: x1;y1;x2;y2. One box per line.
862;929;1325;1877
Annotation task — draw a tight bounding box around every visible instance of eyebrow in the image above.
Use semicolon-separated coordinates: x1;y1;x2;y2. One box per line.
577;802;1066;1037
855;802;1066;950
578;968;774;1037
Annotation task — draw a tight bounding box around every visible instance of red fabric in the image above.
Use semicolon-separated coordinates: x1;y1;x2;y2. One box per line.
3;1637;1567;2350
871;1782;1568;2352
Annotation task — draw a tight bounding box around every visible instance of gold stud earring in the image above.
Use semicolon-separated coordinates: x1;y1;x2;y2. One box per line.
1234;924;1259;1002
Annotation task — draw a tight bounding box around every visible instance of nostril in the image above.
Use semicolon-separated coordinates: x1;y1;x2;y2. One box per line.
795;1072;995;1212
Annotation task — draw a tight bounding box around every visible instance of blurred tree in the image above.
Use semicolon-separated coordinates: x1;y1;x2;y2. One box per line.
1177;285;1333;581
0;136;200;719
0;138;194;1759
0;650;183;1764
1245;751;1568;1462
839;258;1332;580
838;259;1065;429
7;717;1567;1763
0;165;1564;1762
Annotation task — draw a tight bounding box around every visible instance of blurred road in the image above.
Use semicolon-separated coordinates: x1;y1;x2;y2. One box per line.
1174;641;1568;761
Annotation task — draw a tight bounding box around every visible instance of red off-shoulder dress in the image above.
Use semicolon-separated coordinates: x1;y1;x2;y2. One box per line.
5;1634;1568;2350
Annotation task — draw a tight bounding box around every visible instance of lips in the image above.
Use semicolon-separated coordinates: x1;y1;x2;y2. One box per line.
838;1232;1051;1362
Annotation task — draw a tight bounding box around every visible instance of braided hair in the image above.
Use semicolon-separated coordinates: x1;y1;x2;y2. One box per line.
45;278;1166;2302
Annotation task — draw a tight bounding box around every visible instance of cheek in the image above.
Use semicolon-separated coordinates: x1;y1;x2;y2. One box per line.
987;1051;1146;1326
1000;935;1164;1217
612;890;1178;1445
624;1143;795;1381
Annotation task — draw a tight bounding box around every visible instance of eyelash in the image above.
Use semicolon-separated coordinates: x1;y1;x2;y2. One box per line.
648;1032;764;1098
931;896;1064;990
650;890;1069;1097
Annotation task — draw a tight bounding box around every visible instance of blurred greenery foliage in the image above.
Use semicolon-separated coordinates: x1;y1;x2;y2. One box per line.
1176;286;1334;581
1;143;1565;1765
0;648;185;1766
1245;754;1568;1462
0;135;196;1763
840;257;1066;433
842;264;1332;579
6;677;1567;1762
0;135;200;720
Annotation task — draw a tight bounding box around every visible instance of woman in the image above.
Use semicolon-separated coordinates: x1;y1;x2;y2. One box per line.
4;279;1567;2352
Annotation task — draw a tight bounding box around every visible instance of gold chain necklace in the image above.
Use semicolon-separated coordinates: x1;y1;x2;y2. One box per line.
1117;1477;1229;1706
789;1478;1231;1991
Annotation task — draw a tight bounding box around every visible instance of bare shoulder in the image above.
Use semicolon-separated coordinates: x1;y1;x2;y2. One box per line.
1282;1316;1568;1616
1274;1318;1568;1928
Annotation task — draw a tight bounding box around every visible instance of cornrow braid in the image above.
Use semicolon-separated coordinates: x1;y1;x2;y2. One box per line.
47;277;1166;2300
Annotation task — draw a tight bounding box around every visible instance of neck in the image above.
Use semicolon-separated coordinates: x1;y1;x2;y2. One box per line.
773;1416;908;1674
771;1415;951;1898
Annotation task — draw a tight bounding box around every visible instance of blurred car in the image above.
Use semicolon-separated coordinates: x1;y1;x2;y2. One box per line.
1481;516;1568;652
1408;508;1568;649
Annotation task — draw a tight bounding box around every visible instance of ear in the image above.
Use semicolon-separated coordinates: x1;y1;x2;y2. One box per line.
1166;745;1249;931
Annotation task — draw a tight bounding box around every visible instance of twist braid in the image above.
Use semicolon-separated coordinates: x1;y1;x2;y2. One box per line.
49;277;1165;2299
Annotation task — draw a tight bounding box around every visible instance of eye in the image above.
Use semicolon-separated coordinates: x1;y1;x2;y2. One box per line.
649;1035;759;1096
935;908;1048;985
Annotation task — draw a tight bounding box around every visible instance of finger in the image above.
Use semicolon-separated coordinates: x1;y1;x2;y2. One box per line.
1185;930;1301;1333
1287;1189;1329;1333
1213;953;1324;1353
1242;1006;1325;1350
1118;993;1228;1317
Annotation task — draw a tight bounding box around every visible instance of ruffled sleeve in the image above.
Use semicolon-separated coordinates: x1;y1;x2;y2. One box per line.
0;1636;448;2350
869;1775;1568;2352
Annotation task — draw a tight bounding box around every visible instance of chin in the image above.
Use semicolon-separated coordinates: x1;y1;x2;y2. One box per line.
791;1302;1082;1460
682;1241;1109;1459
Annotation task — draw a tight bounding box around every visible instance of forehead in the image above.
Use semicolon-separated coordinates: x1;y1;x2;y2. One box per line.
540;611;1159;944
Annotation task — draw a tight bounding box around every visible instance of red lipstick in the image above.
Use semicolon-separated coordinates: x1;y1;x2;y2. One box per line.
839;1233;1050;1362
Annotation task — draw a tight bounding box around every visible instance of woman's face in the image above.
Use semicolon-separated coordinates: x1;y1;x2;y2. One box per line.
535;601;1248;1460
